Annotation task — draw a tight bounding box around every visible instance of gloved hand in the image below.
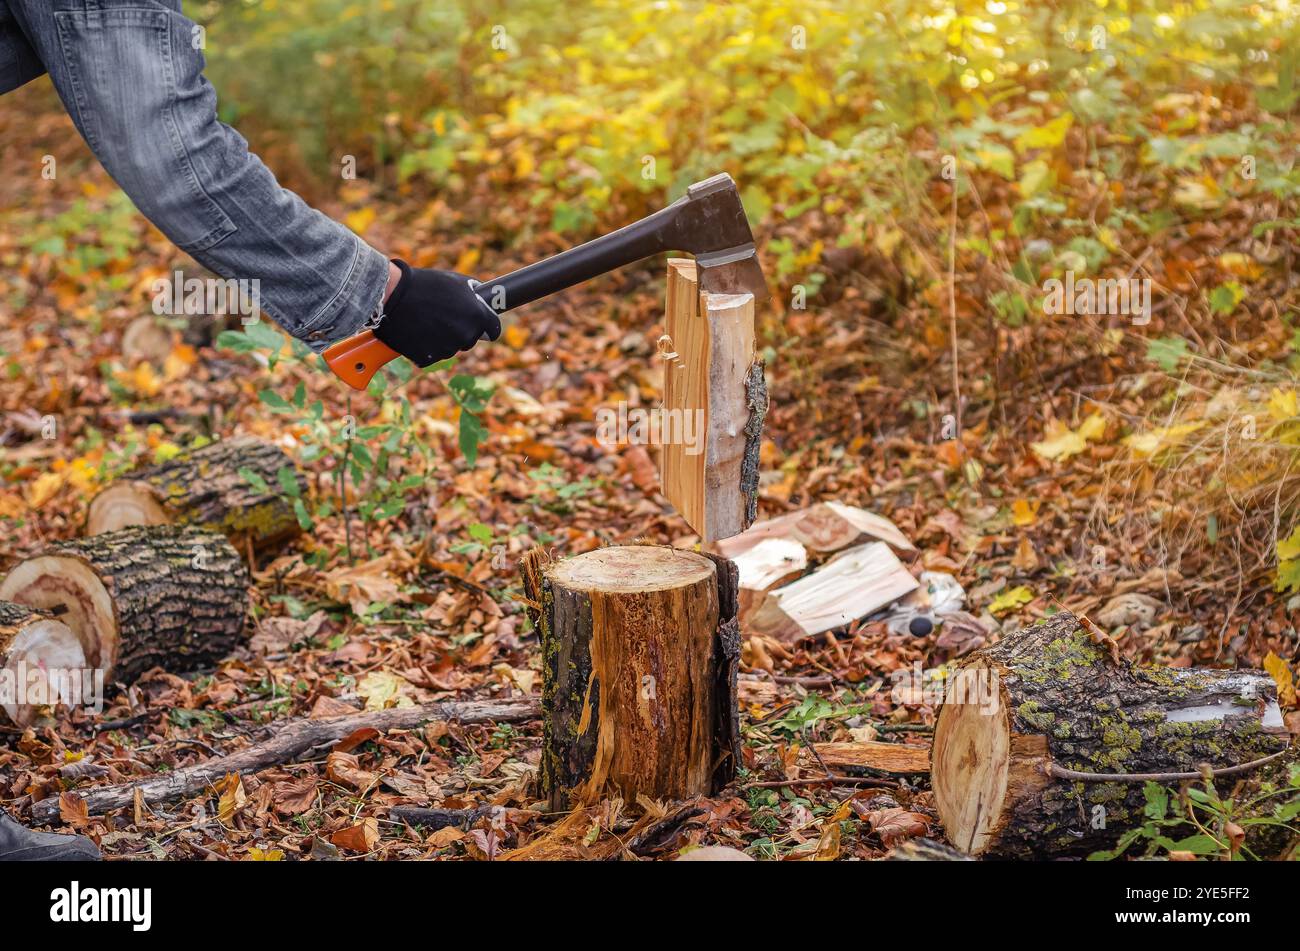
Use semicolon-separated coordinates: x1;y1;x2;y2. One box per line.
373;259;501;366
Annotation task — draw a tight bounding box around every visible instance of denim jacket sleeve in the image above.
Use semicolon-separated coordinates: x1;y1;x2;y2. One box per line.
4;0;389;352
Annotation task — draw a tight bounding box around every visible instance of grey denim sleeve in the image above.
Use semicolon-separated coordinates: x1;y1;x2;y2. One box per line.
4;0;389;352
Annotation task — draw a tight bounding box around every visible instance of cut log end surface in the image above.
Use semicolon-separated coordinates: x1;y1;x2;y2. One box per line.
0;526;249;684
85;437;304;551
0;555;116;671
82;481;170;535
932;612;1290;858
546;545;717;593
0;602;86;727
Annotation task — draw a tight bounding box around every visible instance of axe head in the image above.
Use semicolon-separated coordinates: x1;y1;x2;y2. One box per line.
671;173;769;302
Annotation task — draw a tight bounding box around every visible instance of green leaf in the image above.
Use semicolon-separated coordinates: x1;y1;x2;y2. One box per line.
291;497;313;531
291;380;306;409
259;389;292;412
1145;336;1190;373
1168;833;1222;856
459;410;487;466
238;466;270;494
449;373;495;414
276;465;302;498
1142;782;1169;820
217;330;257;353
1208;282;1244;316
468;522;494;543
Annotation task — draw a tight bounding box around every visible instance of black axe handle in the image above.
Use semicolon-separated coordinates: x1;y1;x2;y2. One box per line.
472;200;679;313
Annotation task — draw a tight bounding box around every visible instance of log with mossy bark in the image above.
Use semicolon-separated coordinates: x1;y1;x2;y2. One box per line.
521;545;740;811
0;525;249;684
85;437;305;552
0;601;87;727
932;612;1290;859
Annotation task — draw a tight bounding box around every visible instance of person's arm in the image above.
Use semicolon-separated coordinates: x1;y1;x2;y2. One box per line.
9;0;497;364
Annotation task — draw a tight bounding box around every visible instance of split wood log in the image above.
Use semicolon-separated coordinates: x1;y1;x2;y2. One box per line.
31;698;539;822
85;437;305;551
748;541;918;643
715;501;914;560
521;545;740;810
802;741;931;775
731;537;806;626
0;601;87;727
932;612;1290;859
659;259;766;542
0;525;249;684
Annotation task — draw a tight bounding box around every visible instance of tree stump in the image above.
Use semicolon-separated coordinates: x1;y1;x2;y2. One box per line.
521;545;740;810
0;601;87;727
932;612;1290;858
85;437;305;552
0;525;250;684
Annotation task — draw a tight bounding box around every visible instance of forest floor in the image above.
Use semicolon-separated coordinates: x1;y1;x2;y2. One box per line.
1;84;1297;861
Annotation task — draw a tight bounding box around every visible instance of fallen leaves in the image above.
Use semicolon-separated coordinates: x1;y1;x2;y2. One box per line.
1031;412;1106;462
330;818;379;853
988;585;1034;616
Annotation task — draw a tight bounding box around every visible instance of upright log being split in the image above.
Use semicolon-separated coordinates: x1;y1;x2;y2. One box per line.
932;612;1290;858
0;601;86;727
522;545;740;810
85;437;305;551
0;525;250;684
659;259;767;542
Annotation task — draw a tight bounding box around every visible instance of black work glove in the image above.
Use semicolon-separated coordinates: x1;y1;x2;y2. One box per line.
373;259;502;367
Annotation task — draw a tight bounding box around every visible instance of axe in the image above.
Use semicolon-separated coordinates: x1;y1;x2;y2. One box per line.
325;172;768;389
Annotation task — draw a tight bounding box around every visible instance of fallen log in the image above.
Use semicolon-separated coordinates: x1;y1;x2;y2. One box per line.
31;697;539;822
85;437;305;551
0;525;249;682
388;804;527;831
932;612;1290;859
0;601;87;727
521;545;740;810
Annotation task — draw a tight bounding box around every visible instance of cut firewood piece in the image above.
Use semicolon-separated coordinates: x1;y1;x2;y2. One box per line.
715;501;914;560
748;541;918;643
0;601;87;727
521;544;740;810
732;536;807;624
659;259;766;542
85;437;305;551
932;612;1290;859
0;525;250;683
803;741;931;775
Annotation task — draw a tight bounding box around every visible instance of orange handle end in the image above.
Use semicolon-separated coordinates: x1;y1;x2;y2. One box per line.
323;330;400;390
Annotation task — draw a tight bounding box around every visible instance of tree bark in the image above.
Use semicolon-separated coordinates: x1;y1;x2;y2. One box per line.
85;437;305;551
932;612;1290;858
521;545;740;810
0;601;87;727
0;525;249;683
